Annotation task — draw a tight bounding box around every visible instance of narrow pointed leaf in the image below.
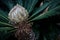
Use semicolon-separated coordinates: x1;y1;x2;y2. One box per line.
0;27;14;31
15;0;23;6
29;2;50;19
24;0;38;13
48;0;60;10
0;27;16;40
0;10;8;21
29;6;60;22
0;21;12;26
1;0;14;9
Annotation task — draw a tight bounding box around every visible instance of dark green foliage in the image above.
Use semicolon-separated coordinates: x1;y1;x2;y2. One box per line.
0;9;8;21
0;0;60;40
0;27;16;40
29;2;50;20
48;0;60;10
15;0;23;6
29;6;60;21
0;9;12;26
1;0;14;10
24;0;38;13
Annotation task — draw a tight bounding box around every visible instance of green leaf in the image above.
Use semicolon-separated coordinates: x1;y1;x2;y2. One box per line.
0;10;8;21
0;27;16;40
0;21;12;26
29;6;60;22
15;0;23;6
48;0;60;10
0;27;15;31
1;0;14;9
24;0;38;13
29;2;50;19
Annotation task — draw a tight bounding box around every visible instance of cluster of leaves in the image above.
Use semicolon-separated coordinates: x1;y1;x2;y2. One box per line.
0;0;60;40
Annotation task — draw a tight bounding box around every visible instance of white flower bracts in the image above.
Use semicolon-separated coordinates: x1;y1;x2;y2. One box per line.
8;4;29;23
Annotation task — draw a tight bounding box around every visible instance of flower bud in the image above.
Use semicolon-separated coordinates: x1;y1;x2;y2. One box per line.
8;4;28;23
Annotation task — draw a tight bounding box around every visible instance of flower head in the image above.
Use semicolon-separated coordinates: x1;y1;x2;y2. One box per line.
8;4;28;23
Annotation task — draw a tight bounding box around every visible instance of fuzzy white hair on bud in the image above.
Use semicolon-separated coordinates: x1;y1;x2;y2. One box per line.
8;4;29;23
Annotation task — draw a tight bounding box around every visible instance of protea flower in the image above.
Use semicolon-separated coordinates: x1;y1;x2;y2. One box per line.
8;4;29;23
8;4;35;40
0;0;60;40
